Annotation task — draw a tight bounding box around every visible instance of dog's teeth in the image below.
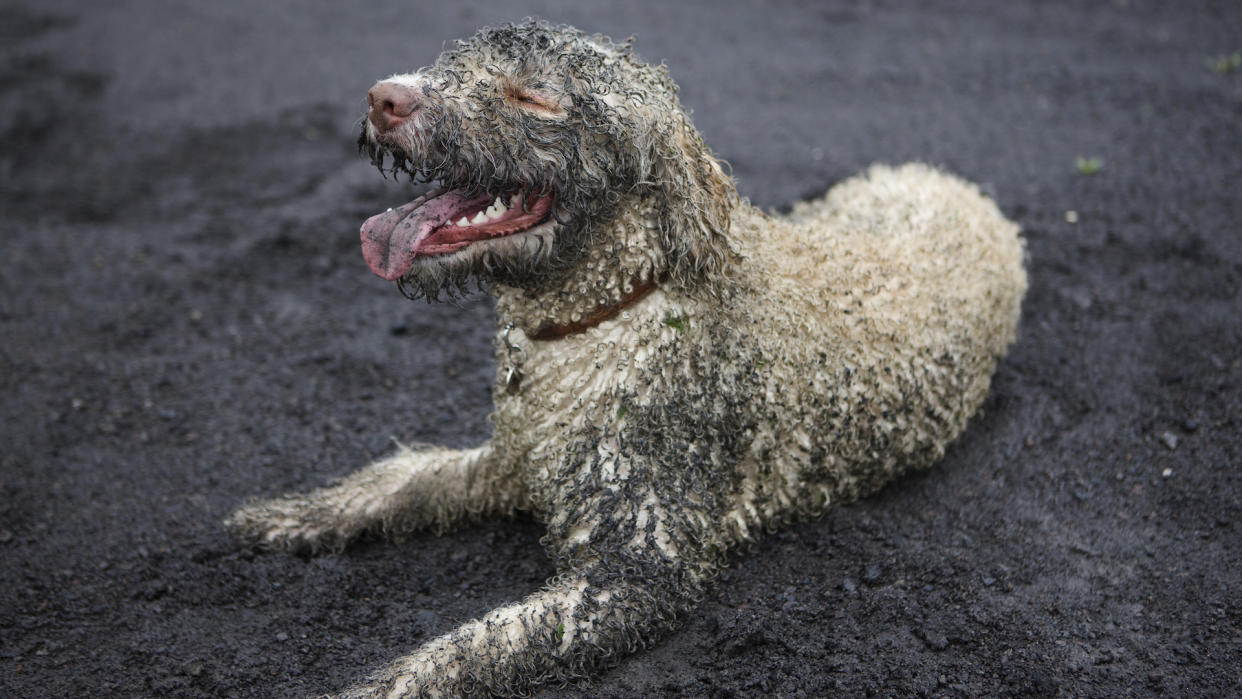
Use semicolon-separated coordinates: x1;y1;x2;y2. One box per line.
457;217;470;226
486;198;509;220
472;211;488;224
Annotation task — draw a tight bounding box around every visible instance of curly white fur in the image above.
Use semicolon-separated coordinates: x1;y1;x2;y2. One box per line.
226;21;1026;697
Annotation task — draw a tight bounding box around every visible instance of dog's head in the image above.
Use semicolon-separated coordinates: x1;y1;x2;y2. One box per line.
358;21;737;300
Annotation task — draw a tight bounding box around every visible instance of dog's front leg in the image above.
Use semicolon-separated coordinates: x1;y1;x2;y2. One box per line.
344;555;709;698
226;444;523;553
341;440;724;697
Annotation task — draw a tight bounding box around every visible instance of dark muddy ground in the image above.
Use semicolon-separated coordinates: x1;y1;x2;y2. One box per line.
2;1;1240;696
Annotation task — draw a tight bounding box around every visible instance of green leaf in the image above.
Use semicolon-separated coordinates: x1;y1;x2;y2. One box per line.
1208;52;1242;74
1075;156;1103;176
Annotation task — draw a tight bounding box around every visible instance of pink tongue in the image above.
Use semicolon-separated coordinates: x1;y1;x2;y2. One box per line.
360;189;492;280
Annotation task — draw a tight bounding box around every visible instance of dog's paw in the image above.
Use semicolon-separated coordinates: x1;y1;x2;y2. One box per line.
224;495;360;554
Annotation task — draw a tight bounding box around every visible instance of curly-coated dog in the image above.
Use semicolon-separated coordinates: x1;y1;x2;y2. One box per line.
227;21;1027;697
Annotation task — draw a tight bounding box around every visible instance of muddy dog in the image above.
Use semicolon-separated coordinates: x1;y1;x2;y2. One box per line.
227;21;1026;697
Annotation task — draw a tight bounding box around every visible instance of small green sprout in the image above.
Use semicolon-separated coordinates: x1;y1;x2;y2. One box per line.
663;315;687;333
616;404;629;419
555;622;565;641
1075;156;1104;176
1208;52;1241;74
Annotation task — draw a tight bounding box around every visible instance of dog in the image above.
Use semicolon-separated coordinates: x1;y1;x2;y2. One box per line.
227;21;1026;696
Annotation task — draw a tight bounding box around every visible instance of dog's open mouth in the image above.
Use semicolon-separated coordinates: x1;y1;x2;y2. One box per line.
360;187;555;280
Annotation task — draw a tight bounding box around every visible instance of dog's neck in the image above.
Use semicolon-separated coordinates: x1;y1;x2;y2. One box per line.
527;276;660;340
494;199;667;339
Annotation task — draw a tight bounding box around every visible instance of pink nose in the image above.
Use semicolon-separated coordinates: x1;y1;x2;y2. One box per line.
367;82;421;132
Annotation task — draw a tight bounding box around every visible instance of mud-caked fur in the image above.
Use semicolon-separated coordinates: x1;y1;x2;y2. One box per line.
227;21;1027;698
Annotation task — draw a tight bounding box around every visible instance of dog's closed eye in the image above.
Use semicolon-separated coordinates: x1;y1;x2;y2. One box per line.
505;86;562;115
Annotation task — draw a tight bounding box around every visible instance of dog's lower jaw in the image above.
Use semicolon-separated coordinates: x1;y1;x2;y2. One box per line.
391;218;562;301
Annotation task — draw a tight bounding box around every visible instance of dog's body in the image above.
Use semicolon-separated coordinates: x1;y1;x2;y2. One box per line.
228;22;1025;696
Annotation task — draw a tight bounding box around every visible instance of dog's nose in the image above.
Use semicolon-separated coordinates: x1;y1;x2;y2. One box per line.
367;82;421;133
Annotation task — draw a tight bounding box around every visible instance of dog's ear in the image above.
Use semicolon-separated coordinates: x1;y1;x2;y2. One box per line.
575;43;740;292
647;118;739;291
644;109;740;292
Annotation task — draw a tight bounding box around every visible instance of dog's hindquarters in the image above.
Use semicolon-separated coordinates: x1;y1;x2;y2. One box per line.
727;164;1026;514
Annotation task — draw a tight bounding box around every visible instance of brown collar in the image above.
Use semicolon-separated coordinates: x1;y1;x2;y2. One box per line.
530;277;660;341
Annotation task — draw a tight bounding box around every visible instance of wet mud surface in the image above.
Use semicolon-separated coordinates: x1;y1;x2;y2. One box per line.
2;1;1239;696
